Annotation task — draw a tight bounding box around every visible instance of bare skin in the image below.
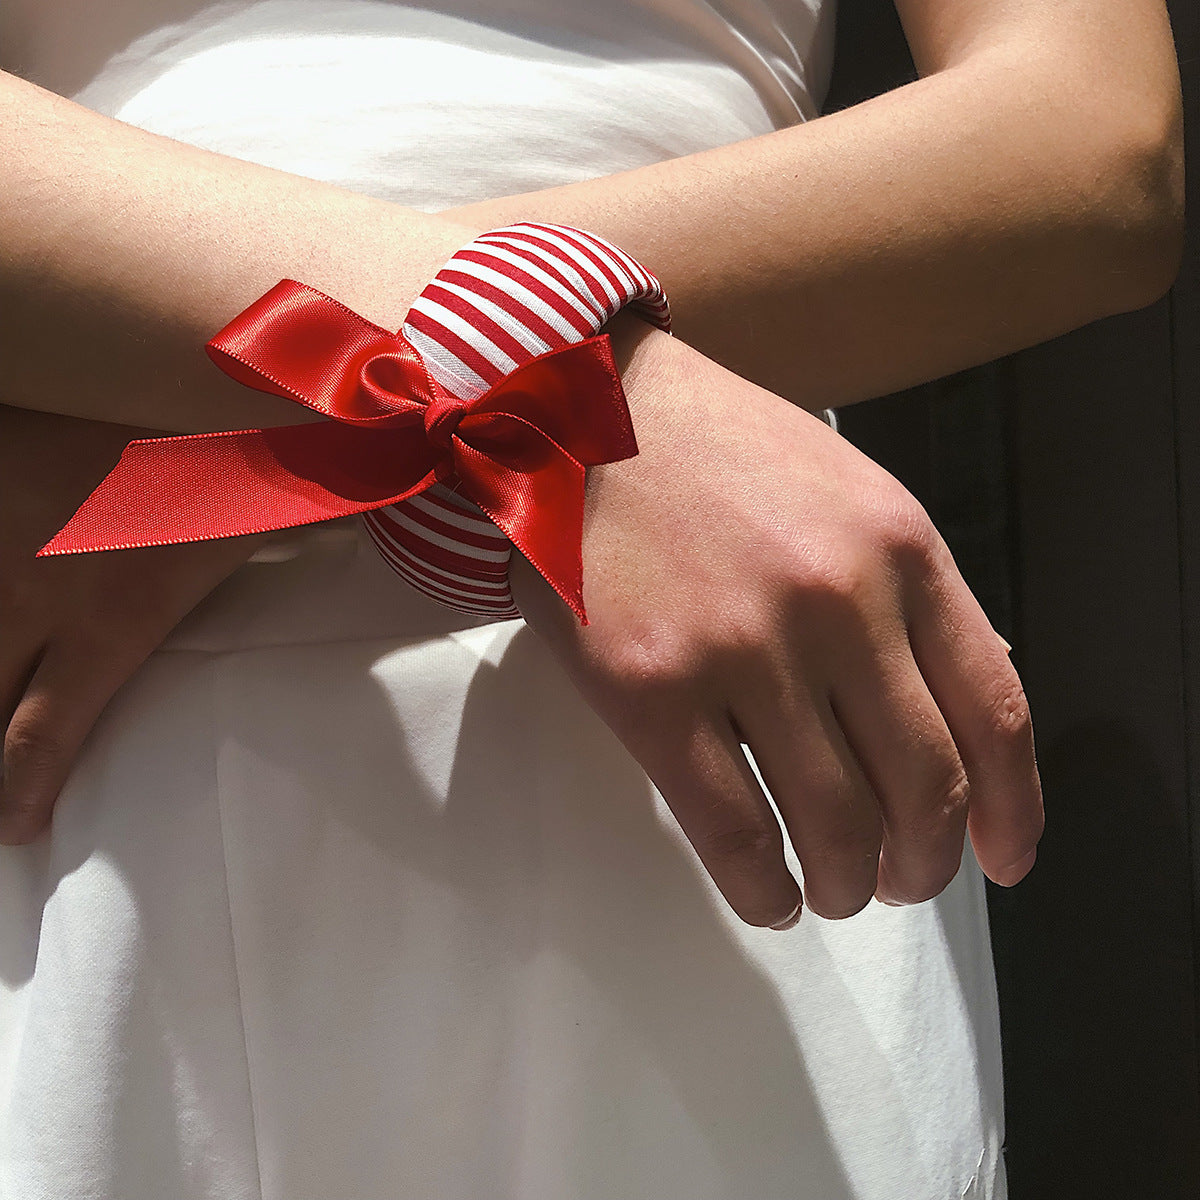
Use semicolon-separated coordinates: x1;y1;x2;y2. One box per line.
0;0;1182;922
0;3;1182;426
511;317;1040;922
447;0;1184;406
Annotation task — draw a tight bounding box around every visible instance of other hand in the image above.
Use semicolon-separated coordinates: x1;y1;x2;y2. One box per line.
511;320;1042;926
0;405;265;843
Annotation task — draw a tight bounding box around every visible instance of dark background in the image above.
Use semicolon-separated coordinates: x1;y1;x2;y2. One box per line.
825;3;1200;1196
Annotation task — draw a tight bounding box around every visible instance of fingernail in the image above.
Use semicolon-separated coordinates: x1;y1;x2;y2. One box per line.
874;862;903;907
769;902;802;931
995;848;1037;886
997;632;1013;655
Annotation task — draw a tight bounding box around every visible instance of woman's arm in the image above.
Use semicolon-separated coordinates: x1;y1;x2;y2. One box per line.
0;71;485;430
447;0;1184;409
0;17;1045;920
2;1;1180;426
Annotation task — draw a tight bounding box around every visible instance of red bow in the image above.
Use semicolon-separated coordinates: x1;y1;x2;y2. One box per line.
38;280;639;621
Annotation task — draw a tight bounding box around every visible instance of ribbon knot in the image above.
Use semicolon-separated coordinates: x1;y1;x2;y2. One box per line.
38;278;640;622
422;387;469;453
355;349;439;428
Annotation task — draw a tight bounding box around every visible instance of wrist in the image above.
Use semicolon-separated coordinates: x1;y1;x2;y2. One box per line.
44;223;672;626
364;223;671;621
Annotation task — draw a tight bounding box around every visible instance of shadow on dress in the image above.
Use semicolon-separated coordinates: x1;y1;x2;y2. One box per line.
0;544;939;1197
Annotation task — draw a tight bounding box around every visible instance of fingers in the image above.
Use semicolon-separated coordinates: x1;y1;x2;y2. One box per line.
904;556;1043;888
735;686;882;920
631;715;803;929
827;630;971;906
0;640;134;844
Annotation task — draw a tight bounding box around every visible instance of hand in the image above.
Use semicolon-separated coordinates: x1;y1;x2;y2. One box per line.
511;320;1043;927
0;405;266;843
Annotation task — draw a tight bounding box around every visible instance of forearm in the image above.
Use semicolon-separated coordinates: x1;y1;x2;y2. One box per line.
447;9;1184;408
0;71;484;431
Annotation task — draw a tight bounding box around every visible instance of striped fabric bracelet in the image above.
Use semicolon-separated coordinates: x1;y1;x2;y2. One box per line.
362;223;671;620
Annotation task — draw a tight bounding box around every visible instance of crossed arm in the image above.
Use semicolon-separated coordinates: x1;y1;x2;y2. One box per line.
0;0;1182;925
448;0;1183;408
0;0;1182;428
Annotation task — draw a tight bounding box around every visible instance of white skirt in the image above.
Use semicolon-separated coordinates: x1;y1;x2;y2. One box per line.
0;519;1006;1200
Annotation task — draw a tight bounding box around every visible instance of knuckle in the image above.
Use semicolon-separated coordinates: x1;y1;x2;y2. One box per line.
701;821;782;876
1;719;69;841
895;500;940;558
791;547;876;619
892;755;971;847
778;479;937;617
595;622;695;702
988;679;1034;749
935;765;972;823
897;768;969;854
865;487;952;580
789;495;938;616
868;477;935;547
695;820;793;926
880;763;970;903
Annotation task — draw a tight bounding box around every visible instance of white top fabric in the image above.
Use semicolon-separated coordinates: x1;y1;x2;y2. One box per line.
0;3;1007;1198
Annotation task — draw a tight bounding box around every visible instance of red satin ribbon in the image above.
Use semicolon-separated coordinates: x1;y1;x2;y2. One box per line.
38;279;639;621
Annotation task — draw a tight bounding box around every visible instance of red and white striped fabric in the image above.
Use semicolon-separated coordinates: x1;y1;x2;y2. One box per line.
362;223;671;619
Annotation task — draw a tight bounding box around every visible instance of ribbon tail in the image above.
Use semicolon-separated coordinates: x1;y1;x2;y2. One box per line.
453;437;589;622
39;423;439;556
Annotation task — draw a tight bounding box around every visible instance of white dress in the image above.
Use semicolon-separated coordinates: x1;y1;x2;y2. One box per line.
0;4;1007;1198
